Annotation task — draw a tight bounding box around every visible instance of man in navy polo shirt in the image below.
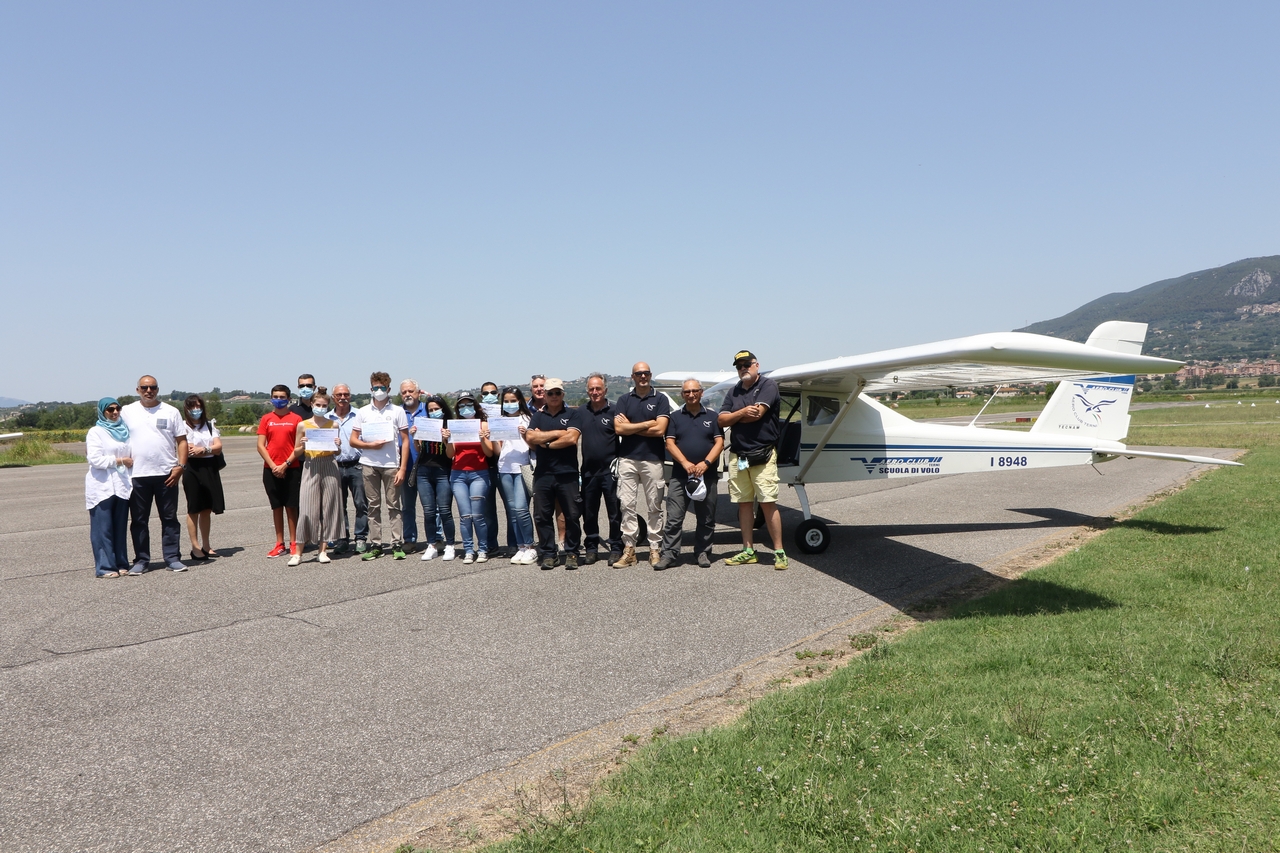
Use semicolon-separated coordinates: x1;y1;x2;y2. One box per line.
655;379;725;570
718;350;788;570
578;372;622;565
612;361;671;567
522;378;584;570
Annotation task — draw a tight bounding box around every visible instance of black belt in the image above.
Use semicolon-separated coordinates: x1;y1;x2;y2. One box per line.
337;459;361;468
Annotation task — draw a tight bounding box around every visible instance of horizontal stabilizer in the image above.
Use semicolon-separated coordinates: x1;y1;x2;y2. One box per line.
1100;448;1242;467
1085;321;1149;355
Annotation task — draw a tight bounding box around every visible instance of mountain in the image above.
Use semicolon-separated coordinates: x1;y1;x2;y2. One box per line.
0;397;30;408
1017;256;1280;361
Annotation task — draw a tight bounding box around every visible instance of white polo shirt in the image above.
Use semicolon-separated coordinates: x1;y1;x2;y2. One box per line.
353;402;408;469
120;400;186;478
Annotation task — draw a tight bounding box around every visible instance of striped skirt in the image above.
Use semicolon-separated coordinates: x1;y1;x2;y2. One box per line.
298;455;344;545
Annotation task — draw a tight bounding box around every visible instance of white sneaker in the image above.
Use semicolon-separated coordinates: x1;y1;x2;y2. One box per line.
442;545;456;561
420;543;437;562
463;552;475;564
510;549;523;564
476;552;488;563
287;553;301;567
520;549;538;565
317;552;331;564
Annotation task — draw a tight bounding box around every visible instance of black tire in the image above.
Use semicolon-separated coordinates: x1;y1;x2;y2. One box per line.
795;519;830;554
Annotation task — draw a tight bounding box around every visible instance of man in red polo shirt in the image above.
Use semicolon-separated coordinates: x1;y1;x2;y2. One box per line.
257;384;304;558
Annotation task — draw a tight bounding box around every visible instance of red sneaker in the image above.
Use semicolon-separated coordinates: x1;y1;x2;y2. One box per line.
267;542;288;558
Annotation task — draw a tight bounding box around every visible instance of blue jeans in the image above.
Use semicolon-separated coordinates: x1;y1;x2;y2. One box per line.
337;462;368;543
483;467;501;552
89;495;130;575
417;465;455;545
450;469;490;555
497;471;535;549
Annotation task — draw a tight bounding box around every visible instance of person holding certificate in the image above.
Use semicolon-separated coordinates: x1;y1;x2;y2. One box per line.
415;395;457;562
444;393;496;564
293;388;344;566
496;387;537;565
350;371;411;561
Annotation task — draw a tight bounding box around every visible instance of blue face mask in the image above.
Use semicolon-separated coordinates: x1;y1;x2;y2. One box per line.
502;402;520;415
482;393;498;404
427;409;444;419
458;406;476;418
189;408;203;419
299;387;315;399
271;398;289;409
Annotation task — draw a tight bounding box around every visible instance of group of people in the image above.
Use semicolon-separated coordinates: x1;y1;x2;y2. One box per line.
84;351;791;577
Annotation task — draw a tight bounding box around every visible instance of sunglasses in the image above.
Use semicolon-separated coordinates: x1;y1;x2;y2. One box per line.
734;361;754;369
298;383;315;389
371;386;388;392
545;389;564;396
632;371;652;377
531;374;546;381
138;384;158;391
681;389;701;395
104;406;120;413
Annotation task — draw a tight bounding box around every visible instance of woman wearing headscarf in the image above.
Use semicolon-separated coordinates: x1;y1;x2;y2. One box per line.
181;393;225;560
85;398;133;578
292;387;344;566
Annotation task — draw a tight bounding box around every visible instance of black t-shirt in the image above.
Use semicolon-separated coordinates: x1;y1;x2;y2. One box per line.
289;401;313;421
527;406;583;476
665;405;724;480
577;401;618;472
614;389;672;462
720;375;781;454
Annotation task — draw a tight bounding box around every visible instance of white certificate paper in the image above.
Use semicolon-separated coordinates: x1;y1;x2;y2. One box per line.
446;419;482;443
413;417;443;442
305;428;339;452
359;419;395;443
488;417;523;442
481;403;502;420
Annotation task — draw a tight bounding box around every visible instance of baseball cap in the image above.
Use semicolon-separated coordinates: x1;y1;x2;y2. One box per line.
733;350;756;366
545;378;565;392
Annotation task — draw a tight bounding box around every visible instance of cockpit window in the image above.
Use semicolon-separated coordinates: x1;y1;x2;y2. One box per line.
701;378;736;413
806;395;841;426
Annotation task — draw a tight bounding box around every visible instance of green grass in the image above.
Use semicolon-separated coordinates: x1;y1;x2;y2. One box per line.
0;437;84;467
471;414;1280;852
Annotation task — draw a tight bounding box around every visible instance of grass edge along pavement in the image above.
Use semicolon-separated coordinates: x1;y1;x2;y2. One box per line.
439;434;1277;851
0;437;83;467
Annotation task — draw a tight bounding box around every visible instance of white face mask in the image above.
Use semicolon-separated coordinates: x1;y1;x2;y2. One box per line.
312;406;329;417
372;389;389;402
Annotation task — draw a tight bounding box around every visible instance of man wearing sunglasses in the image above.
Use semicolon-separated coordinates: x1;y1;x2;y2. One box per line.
522;378;583;570
612;361;672;567
718;350;788;570
289;373;318;421
120;375;190;573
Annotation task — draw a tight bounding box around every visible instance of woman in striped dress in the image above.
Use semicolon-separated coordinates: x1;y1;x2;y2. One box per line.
292;387;344;566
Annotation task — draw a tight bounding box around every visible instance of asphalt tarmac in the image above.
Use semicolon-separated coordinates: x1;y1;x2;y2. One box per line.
0;436;1238;852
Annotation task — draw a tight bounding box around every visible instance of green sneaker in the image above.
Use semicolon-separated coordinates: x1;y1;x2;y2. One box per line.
773;549;789;571
726;548;757;566
392;546;407;560
361;546;382;561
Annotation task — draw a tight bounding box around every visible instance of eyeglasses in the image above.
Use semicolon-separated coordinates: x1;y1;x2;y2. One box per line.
138;384;158;391
632;371;652;377
545;389;564;396
681;389;701;395
333;392;350;397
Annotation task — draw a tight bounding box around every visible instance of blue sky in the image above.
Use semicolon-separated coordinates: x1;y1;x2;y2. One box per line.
3;2;1278;403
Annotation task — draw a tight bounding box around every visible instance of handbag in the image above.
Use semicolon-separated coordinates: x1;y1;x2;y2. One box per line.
740;446;774;468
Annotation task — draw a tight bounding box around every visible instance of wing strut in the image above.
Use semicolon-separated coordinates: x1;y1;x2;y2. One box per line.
794;388;861;484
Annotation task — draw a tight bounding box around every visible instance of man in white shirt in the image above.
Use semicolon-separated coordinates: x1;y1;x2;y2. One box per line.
349;371;411;561
120;375;189;573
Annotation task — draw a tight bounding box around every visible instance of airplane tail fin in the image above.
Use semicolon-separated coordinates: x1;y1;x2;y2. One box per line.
1031;374;1135;441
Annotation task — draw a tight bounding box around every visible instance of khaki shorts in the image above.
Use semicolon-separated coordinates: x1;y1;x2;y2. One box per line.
727;453;779;504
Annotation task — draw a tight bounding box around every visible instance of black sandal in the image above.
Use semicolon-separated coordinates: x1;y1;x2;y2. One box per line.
190;548;209;561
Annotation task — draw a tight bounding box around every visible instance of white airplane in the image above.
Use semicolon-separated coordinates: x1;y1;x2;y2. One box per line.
0;433;21;441
656;321;1240;555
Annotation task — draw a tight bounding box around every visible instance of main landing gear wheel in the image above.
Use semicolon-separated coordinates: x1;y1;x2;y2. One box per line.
795;519;830;554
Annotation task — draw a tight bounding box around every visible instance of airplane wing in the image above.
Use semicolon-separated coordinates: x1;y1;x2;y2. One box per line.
758;322;1182;394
